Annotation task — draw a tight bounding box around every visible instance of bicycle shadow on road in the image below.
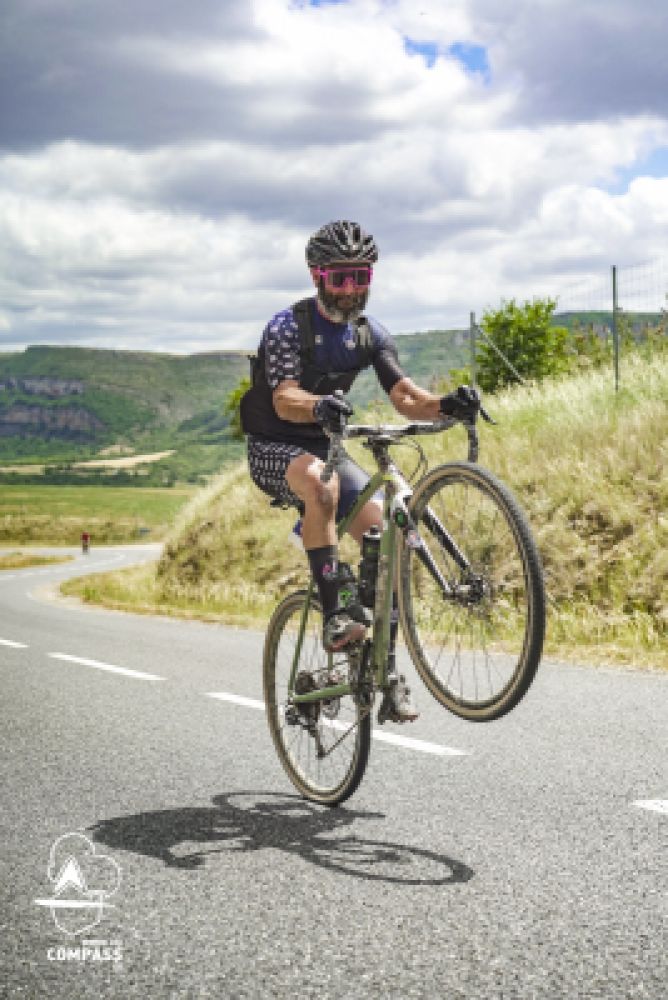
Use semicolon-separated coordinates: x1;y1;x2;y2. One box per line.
89;791;473;887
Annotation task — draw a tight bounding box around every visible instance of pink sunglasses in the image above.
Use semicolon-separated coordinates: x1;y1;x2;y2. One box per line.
316;265;373;291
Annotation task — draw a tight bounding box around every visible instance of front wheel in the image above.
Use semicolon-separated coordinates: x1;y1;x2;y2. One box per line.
398;463;546;722
263;590;371;806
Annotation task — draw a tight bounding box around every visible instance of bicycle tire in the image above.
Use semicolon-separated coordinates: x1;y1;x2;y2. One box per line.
398;462;545;721
263;590;371;806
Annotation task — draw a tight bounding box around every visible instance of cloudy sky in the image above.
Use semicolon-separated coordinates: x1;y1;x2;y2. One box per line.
1;0;667;353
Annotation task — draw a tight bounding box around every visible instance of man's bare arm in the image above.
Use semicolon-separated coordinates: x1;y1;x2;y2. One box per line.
389;377;441;421
272;380;320;423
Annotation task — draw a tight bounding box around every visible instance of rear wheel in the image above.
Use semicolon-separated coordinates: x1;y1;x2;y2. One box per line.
398;463;545;721
263;590;371;805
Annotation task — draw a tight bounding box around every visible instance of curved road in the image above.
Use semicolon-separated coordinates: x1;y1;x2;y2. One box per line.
0;546;666;999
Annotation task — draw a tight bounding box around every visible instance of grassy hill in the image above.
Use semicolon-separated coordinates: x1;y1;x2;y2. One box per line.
0;345;250;481
63;352;668;668
0;331;470;483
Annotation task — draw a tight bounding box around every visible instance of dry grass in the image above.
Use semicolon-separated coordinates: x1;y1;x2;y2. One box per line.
63;355;668;669
0;551;73;569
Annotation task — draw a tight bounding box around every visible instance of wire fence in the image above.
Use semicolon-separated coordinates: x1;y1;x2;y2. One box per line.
466;258;668;391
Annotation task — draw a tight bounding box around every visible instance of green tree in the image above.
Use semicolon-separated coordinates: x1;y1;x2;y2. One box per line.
224;376;251;441
477;298;570;392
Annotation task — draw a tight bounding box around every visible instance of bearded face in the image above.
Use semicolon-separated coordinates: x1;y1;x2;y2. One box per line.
316;280;370;323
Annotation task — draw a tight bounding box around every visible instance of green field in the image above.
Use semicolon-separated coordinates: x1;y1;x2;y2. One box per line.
0;484;196;543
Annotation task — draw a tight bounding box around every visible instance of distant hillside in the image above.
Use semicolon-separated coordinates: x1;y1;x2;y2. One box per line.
554;310;663;332
0;345;249;478
0;310;659;480
0;332;471;475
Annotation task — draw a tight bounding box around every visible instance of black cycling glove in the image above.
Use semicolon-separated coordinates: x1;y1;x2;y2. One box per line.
313;394;353;434
439;384;481;421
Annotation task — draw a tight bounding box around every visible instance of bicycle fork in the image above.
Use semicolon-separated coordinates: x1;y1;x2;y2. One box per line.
390;481;473;600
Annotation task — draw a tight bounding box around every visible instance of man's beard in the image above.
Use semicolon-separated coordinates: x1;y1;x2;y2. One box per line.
316;283;369;323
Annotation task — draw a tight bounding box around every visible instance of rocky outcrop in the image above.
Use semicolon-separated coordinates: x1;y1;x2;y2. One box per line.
0;404;104;440
0;377;84;397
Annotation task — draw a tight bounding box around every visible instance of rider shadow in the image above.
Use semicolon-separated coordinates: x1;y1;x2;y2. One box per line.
89;791;473;887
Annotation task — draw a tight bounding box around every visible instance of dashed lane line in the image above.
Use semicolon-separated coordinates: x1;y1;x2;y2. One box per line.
48;652;165;682
634;800;668;816
0;637;29;648
206;691;469;757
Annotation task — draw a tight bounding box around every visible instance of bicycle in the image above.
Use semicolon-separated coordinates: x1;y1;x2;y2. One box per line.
263;406;546;806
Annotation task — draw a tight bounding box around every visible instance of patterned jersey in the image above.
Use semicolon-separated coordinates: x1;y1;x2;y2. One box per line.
262;298;404;393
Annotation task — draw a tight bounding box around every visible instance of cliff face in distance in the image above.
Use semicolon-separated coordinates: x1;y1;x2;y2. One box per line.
0;403;104;440
0;344;250;460
0;376;85;397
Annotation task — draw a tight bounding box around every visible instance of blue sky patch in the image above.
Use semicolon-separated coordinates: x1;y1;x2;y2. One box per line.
448;43;490;81
404;38;438;67
404;38;490;80
608;146;668;194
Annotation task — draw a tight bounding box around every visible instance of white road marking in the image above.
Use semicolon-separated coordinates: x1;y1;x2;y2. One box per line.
206;691;468;757
365;729;467;756
0;637;28;648
48;653;165;681
208;692;264;710
634;800;668;816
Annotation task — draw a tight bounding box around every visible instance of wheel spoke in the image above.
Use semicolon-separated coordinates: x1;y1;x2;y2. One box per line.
264;592;371;804
399;464;545;721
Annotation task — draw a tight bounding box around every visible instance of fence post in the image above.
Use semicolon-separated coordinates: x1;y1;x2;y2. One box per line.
469;311;477;386
611;264;620;392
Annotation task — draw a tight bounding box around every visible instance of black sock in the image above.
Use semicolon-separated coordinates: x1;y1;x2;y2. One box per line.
307;545;339;618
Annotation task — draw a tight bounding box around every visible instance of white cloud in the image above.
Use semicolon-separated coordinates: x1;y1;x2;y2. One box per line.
0;0;667;352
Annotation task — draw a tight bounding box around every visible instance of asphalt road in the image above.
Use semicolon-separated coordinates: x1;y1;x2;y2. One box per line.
0;546;666;999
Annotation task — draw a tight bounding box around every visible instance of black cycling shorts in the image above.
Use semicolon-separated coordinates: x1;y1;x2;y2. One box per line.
247;436;381;521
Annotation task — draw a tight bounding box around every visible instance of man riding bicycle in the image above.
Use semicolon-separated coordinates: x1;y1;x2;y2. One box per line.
241;220;479;720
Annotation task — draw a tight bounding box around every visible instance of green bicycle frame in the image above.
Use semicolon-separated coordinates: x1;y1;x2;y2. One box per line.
289;464;406;707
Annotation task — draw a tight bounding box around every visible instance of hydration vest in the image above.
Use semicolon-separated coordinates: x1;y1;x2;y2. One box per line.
239;297;374;442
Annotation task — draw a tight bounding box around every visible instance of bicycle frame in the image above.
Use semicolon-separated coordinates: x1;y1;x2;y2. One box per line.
288;461;412;709
284;408;491;711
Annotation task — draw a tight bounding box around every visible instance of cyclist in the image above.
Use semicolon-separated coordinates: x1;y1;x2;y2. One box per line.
241;220;479;720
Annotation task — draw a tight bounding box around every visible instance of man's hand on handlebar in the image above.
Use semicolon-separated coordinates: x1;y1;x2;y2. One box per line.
439;384;493;424
313;393;353;434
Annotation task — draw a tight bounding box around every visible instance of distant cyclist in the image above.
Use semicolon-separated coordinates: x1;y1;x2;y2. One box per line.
240;220;479;719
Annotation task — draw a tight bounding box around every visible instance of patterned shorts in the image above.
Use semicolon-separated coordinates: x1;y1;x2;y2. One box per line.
247;438;308;510
247;436;377;520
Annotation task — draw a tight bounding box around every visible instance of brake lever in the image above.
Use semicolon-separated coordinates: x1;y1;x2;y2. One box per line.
479;404;496;425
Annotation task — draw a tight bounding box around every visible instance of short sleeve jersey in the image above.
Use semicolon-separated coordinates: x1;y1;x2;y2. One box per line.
262;300;404;394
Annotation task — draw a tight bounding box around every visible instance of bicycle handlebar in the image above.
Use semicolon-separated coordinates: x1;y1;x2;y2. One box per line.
320;414;487;482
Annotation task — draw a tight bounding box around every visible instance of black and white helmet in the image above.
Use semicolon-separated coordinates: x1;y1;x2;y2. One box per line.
306;220;379;267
